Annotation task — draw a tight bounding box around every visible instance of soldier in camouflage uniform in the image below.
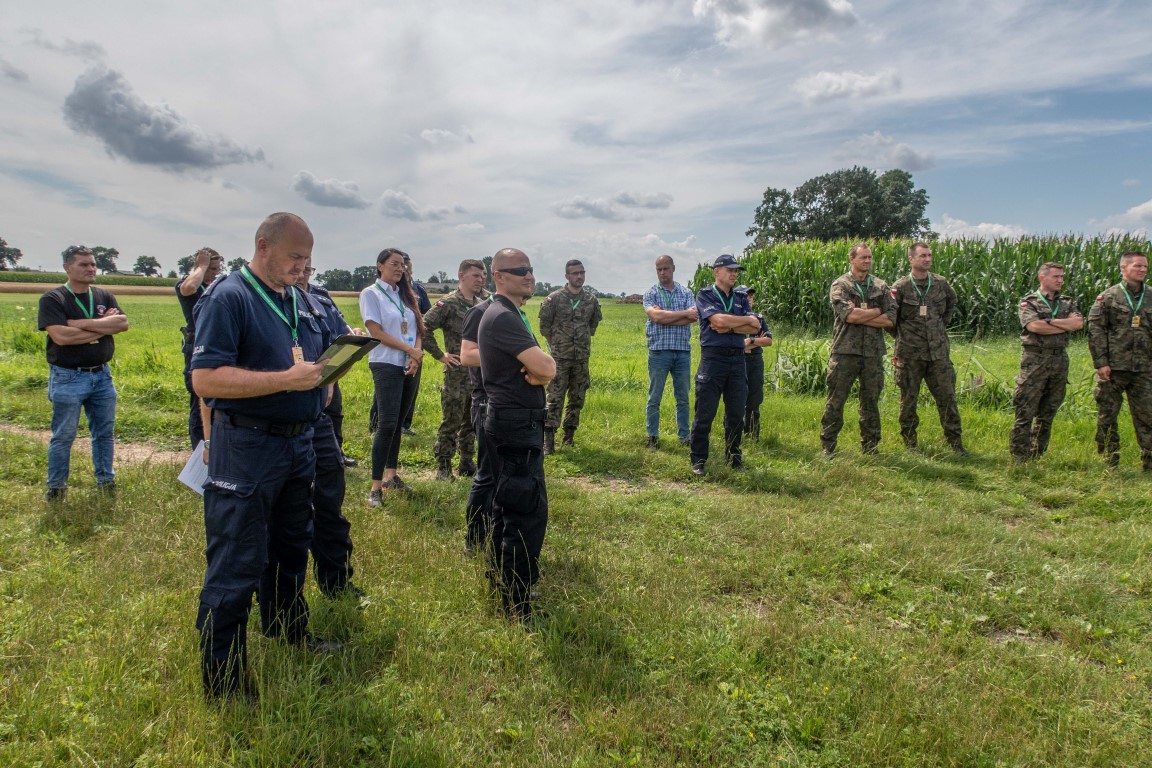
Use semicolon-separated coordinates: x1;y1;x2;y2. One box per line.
1087;251;1152;469
538;259;602;453
820;244;896;456
1009;262;1083;463
890;242;967;454
423;259;489;480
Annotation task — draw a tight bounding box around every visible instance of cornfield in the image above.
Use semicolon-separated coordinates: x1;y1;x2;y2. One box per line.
692;235;1152;338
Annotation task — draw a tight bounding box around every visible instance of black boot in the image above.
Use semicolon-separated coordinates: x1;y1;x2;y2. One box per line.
543;429;555;455
562;428;575;447
458;455;477;477
436;459;455;481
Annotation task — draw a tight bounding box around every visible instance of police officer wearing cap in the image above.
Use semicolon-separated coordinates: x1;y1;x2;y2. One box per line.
690;254;762;475
191;212;338;700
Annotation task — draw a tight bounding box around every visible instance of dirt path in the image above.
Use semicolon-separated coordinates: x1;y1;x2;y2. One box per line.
0;423;188;465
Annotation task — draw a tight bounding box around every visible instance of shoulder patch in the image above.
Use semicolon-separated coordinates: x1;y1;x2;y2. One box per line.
1096;293;1104;303
890;288;898;299
435;300;446;307
543;296;552;302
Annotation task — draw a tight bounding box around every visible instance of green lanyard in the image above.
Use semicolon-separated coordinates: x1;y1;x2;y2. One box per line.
64;286;94;319
517;308;534;334
1124;284;1145;314
853;275;872;301
1036;292;1059;319
241;266;298;344
910;274;932;304
712;285;735;313
375;280;409;324
657;286;673;310
569;296;582;311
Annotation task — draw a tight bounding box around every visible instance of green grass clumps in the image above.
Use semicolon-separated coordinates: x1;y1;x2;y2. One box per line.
2;296;1152;765
0;271;178;287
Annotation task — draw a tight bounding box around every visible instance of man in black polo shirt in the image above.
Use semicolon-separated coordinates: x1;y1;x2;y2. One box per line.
176;247;223;447
38;245;130;502
478;248;556;621
690;254;762;476
191;212;338;700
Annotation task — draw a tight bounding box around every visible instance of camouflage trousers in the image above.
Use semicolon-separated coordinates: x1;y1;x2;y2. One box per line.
895;357;962;448
820;353;884;452
433;366;475;463
546;357;590;432
1094;369;1152;465
1009;348;1067;460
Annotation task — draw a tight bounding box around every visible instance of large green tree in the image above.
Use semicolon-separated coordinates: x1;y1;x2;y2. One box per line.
316;268;356;291
745;166;931;251
90;246;119;273
176;254;196;276
0;236;22;269
133;255;162;276
227;257;247;273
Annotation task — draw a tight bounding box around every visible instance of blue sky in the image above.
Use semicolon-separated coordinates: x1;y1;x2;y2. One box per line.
1;0;1150;295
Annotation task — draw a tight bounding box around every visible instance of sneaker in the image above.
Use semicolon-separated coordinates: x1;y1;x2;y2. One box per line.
97;480;117;494
44;487;66;503
386;476;408;491
367;489;383;507
401;427;417;437
691;462;706;477
646;436;659;451
296;632;344;654
679;436;691;446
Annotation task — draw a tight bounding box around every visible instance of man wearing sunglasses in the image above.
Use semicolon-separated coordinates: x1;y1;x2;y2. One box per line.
538;259;602;453
478;249;555;622
38;245;129;501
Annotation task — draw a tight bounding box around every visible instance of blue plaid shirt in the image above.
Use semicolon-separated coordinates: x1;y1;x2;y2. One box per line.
643;282;695;351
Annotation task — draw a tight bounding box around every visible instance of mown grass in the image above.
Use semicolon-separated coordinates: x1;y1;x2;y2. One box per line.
2;294;1152;766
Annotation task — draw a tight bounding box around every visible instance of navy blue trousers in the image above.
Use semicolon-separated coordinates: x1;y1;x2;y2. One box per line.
690;350;748;466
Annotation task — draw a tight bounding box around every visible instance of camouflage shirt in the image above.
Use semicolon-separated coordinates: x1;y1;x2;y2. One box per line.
890;272;956;361
1018;290;1081;350
829;271;894;357
1088;281;1152;372
422;288;488;360
538;287;602;359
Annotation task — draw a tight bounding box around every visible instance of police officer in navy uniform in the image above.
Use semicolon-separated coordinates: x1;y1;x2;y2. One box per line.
175;247;223;447
478;248;556;621
191;212;338;700
296;257;365;602
690;254;763;476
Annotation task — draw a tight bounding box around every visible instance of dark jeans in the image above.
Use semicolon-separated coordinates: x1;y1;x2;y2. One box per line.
401;365;422;430
744;350;764;435
690;350;748;466
484;408;548;609
196;416;315;689
370;363;419;480
467;398;495;551
311;412;353;594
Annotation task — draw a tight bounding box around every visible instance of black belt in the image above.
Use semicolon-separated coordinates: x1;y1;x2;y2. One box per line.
216;411;310;437
62;364;106;373
701;347;745;357
488;407;545;419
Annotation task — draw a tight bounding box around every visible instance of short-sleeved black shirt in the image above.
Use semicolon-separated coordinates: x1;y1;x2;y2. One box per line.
191;269;331;423
478;295;544;410
462;297;494;403
38;285;121;368
175;278;206;329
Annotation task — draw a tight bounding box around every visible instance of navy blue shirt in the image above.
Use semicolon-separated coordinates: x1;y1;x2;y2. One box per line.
414;282;431;314
696;284;753;349
191;269;331;422
305;284;351;339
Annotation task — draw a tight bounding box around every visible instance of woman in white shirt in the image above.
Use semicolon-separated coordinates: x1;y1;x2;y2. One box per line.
359;248;425;506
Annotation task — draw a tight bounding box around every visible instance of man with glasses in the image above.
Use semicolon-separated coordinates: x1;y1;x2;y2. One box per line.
38;245;129;501
690;254;762;475
1089;251;1152;469
538;259;602;453
479;249;555;621
176;247;223;447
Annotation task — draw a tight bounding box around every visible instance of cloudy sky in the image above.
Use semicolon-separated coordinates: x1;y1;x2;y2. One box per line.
2;0;1151;294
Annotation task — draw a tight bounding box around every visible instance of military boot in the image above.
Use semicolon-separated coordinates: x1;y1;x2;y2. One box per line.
436;459;455;481
543;429;555;455
458;454;477;477
562;428;576;447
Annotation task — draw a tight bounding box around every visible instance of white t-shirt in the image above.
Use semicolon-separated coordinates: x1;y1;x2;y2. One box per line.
359;280;418;366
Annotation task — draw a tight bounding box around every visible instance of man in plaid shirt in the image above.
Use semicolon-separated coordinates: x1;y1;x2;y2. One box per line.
643;255;697;449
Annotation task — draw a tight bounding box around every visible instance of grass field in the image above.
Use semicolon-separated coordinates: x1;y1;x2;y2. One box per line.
2;294;1151;766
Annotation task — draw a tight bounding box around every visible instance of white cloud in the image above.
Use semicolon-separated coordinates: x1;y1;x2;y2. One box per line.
840;132;934;171
420;128;472;146
937;214;1027;240
455;222;486;233
1091;199;1152;237
292;171;371;209
554;191;674;221
378;190;465;222
23;28;105;61
693;0;858;48
793;70;900;103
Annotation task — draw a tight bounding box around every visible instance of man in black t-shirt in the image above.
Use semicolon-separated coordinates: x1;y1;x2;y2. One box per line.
478;248;555;621
37;246;130;501
175;247;223;447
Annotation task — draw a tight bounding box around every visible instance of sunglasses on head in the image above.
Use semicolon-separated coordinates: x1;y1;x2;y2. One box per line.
497;266;534;276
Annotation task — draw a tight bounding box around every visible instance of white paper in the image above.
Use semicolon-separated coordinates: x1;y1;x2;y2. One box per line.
179;440;208;496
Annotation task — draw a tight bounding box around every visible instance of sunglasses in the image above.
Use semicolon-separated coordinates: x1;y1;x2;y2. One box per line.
497;266;534;276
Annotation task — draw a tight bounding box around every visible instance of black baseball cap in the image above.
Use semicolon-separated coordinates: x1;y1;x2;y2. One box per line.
712;254;745;270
